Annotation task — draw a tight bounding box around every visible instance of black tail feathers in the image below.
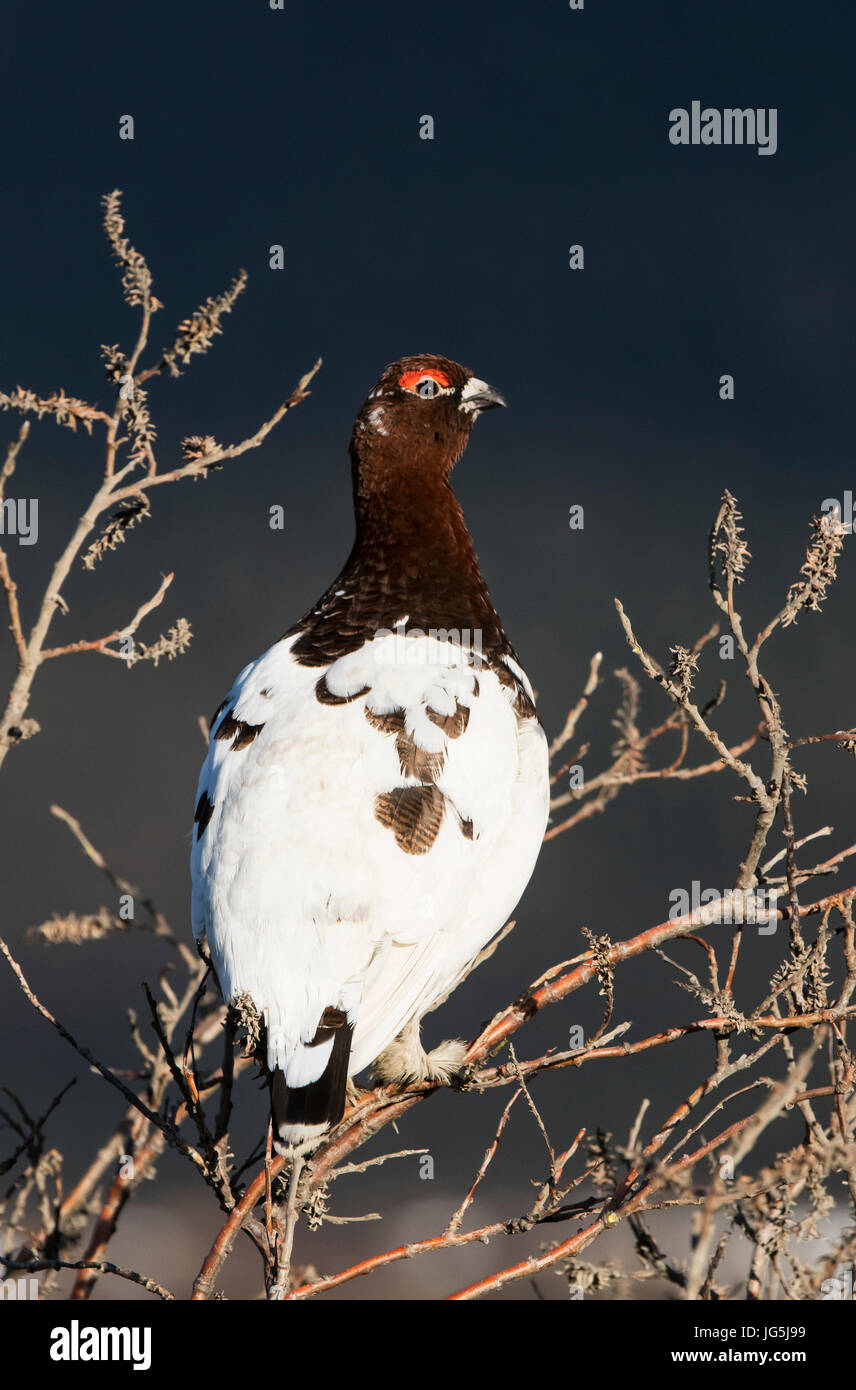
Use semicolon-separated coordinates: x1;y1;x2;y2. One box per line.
270;1008;353;1149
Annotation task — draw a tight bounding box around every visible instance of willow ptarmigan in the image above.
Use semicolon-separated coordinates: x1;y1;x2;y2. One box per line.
190;354;549;1151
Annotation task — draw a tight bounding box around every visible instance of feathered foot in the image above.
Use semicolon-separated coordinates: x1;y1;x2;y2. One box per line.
345;1076;370;1108
374;1017;469;1086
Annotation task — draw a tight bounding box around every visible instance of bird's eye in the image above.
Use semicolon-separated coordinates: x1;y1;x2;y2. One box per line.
398;367;452;396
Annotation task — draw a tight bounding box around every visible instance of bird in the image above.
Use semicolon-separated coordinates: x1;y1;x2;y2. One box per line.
190;353;549;1153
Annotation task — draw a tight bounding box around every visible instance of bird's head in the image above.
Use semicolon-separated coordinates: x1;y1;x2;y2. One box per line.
351;353;506;482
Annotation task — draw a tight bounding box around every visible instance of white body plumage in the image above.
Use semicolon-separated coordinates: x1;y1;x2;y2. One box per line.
191;629;548;1143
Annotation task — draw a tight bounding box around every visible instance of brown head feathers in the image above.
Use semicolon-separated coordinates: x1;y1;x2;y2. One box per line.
351;353;506;483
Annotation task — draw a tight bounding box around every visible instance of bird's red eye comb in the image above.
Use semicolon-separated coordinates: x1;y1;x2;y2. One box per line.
398;368;451;392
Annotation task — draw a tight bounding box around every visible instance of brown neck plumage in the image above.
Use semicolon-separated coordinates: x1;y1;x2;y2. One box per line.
287;427;509;665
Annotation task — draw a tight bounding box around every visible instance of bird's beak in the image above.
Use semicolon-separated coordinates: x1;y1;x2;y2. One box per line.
460;377;507;414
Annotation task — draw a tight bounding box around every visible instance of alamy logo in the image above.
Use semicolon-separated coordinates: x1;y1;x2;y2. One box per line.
0;1276;39;1299
669;882;779;931
820;1265;853;1299
821;493;855;535
50;1320;151;1371
374;622;484;667
0;497;38;545
669;102;778;156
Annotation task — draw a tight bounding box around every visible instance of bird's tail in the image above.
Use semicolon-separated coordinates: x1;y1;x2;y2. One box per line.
270;1007;353;1154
